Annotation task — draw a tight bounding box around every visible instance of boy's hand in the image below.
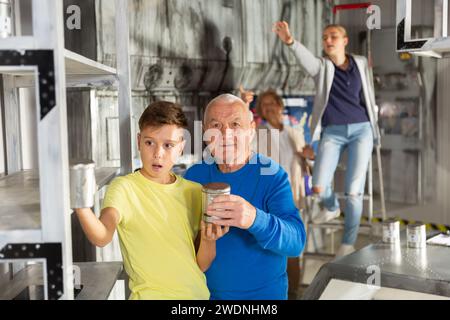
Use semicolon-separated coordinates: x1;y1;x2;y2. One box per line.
200;221;230;241
273;21;294;45
239;85;255;105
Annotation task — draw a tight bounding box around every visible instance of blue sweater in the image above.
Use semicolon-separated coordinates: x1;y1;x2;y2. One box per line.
184;154;306;300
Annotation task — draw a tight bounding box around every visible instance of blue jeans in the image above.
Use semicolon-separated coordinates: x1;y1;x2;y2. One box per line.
312;122;373;245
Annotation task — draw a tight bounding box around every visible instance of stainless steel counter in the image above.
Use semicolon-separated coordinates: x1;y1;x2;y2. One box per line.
303;234;450;299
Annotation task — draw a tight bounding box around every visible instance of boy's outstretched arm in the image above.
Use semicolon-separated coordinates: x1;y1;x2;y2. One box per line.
196;222;229;272
75;207;120;248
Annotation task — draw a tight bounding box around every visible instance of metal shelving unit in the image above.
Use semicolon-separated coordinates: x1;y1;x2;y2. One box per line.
2;49;119;88
0;261;124;300
0;167;119;235
0;0;132;300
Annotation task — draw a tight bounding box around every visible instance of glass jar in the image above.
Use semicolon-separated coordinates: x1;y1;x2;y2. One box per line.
202;182;231;223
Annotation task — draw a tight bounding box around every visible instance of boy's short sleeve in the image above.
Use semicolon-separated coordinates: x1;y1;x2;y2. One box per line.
182;179;203;239
192;184;203;236
101;177;130;225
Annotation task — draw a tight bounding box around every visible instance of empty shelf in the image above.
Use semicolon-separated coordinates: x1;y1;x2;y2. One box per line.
0;168;120;235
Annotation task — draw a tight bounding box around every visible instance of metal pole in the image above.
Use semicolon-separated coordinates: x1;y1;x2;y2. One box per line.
376;145;387;221
368;156;374;239
443;0;448;38
32;0;74;300
115;0;134;175
366;26;387;222
0;0;11;38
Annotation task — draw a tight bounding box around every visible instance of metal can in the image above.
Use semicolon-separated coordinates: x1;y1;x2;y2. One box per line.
202;183;231;223
407;223;427;249
0;0;12;38
382;219;400;244
70;160;97;209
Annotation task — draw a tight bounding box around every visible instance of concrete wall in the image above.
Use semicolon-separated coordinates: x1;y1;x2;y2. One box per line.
95;0;331;95
436;58;450;225
336;0;434;28
336;0;435;55
0;96;4;175
89;0;332;168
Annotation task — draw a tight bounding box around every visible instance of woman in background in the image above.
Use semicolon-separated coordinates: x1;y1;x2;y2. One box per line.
273;21;380;257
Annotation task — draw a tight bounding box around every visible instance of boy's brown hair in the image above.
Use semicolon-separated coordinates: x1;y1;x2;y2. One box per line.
139;101;188;131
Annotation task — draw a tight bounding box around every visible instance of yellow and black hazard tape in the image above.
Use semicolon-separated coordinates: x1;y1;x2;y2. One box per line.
359;216;450;233
335;212;450;233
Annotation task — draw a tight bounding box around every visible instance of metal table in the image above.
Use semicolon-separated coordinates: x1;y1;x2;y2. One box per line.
0;262;124;300
303;235;450;300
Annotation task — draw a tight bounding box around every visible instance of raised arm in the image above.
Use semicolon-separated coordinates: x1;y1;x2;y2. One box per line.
273;21;322;77
239;85;255;105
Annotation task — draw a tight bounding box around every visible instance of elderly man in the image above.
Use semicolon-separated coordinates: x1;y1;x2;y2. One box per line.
184;94;306;300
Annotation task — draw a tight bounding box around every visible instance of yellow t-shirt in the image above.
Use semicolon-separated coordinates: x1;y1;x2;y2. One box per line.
101;171;209;300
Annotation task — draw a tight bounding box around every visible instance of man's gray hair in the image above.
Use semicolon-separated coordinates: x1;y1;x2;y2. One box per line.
204;93;254;123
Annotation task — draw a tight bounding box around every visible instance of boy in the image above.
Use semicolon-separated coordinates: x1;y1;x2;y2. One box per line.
75;101;228;300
